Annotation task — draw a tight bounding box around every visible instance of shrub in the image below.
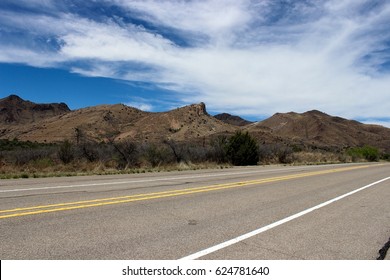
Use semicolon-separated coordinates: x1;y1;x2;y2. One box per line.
80;142;99;162
30;158;54;169
143;144;173;167
347;145;380;162
112;140;139;169
164;140;188;163
209;135;229;163
0;138;43;151
361;146;380;161
58;140;75;164
258;143;294;164
381;153;390;161
186;145;210;163
0;139;56;165
226;131;259;166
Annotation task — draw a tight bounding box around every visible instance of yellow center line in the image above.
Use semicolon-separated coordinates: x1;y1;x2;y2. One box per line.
0;164;373;219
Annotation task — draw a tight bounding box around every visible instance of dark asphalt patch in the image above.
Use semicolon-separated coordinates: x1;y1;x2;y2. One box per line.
377;237;390;260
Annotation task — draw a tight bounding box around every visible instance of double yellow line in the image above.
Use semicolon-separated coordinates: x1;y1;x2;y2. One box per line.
0;165;372;219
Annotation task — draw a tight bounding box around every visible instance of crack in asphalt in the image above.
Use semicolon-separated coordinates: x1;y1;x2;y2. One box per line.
377;237;390;260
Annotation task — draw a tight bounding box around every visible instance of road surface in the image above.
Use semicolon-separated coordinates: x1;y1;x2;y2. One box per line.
0;163;389;259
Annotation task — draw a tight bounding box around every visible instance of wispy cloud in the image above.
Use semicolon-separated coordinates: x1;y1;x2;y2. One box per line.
111;0;253;46
0;0;389;126
124;101;153;112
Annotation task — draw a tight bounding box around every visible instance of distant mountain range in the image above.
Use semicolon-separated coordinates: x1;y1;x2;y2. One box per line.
1;95;389;153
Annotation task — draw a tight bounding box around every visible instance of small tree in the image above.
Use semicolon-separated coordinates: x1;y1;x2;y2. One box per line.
164;140;188;163
226;131;259;166
143;143;173;167
209;135;229;163
361;145;379;162
112;140;139;169
58;140;74;164
347;145;379;162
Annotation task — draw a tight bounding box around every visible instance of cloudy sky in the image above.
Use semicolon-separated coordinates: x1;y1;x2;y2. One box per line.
0;0;389;126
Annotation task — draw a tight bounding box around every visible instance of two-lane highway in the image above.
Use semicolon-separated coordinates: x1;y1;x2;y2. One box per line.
0;163;389;259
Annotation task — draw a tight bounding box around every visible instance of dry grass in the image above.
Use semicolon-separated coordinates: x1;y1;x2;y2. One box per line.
292;151;351;164
0;160;232;179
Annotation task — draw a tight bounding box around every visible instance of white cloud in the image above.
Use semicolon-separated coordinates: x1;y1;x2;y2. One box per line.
60;24;171;62
111;0;252;46
125;101;153;112
0;45;63;67
1;0;56;10
361;120;390;129
124;95;165;112
0;0;390;125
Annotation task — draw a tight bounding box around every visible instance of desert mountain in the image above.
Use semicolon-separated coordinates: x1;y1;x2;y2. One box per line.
1;95;389;153
116;103;236;143
0;96;236;143
1;103;149;143
0;94;70;124
214;113;253;126
247;110;390;152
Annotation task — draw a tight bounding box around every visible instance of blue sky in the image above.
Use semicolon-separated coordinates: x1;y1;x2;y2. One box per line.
0;0;390;126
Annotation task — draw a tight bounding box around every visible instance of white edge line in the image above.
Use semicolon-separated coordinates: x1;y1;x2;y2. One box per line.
0;164;336;193
179;176;390;260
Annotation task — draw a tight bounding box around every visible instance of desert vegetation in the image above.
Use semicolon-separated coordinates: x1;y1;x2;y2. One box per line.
0;135;388;179
1;95;389;179
225;131;259;165
347;145;380;162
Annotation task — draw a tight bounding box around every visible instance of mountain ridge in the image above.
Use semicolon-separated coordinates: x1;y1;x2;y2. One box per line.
214;113;253;126
1;95;389;153
0;94;70;124
0;95;236;143
250;110;390;152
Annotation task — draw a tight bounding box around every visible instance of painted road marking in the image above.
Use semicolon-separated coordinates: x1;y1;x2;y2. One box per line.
180;176;390;260
0;164;368;193
0;168;302;193
0;165;373;219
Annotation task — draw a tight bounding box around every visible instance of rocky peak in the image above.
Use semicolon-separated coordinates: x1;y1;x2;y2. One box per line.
0;94;71;124
6;94;23;101
193;102;207;116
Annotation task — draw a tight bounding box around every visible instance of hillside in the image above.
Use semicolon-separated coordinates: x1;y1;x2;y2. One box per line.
1;103;148;143
0;96;236;143
214;113;253;126
117;103;236;143
0;95;70;124
1;95;389;153
248;110;390;152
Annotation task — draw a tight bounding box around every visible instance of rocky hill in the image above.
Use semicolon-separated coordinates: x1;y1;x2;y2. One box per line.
0;96;236;143
0;95;70;124
1;103;150;143
116;103;236;143
247;110;390;152
214;113;252;126
1;95;389;153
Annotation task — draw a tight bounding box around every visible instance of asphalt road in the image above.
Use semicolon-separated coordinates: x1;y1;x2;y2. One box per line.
0;163;389;260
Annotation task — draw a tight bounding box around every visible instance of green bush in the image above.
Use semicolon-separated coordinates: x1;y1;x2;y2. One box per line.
0;138;51;151
347;145;379;162
226;131;259;166
381;153;390;161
